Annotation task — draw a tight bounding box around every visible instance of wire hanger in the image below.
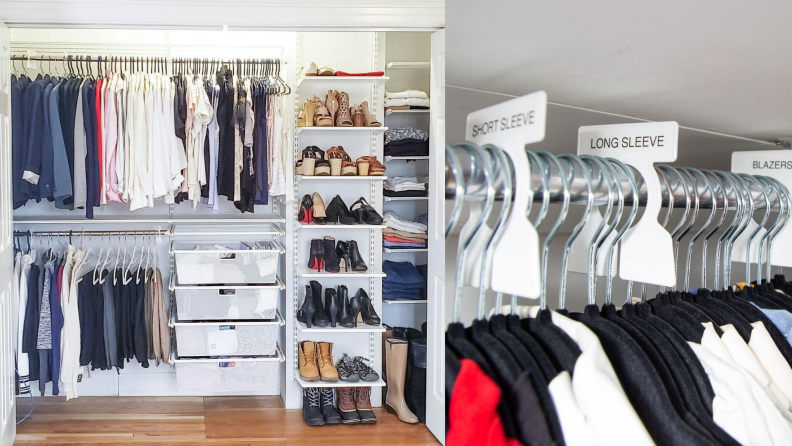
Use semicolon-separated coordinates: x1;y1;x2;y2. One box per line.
683;168;716;291
557;154;593;310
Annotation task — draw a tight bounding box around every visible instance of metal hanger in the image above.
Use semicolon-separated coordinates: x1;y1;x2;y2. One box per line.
578;155;614;304
557;154;593;310
768;178;792;279
601;158;639;305
445;143;466;238
739;174;770;284
683;168;716;291
536;151;571;308
712;171;742;290
754;176;782;284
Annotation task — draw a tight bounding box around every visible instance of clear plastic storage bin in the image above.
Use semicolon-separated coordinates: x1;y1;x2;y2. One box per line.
173;280;284;321
171;315;283;357
174;353;282;395
172;241;283;285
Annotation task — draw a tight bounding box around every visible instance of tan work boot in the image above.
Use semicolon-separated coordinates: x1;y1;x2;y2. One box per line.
317;342;340;382
355;387;377;424
337;387;360;424
385;338;418;423
298;341;320;382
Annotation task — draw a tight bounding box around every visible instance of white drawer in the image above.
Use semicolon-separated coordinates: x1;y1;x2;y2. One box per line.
172;241;284;285
171;313;284;357
173;350;283;395
173;280;284;321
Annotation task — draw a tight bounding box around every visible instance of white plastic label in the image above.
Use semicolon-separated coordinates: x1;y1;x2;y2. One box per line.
731;150;792;267
578;122;679;287
466;91;547;299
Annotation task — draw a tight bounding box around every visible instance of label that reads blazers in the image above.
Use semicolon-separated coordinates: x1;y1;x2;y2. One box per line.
732;150;792;180
466;91;547;147
577;121;678;161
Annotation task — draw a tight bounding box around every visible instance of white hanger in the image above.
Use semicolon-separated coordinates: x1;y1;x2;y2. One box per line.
113;232;124;285
93;233;106;285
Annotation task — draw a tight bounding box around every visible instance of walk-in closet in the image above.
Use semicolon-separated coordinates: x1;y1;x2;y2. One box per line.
0;2;444;445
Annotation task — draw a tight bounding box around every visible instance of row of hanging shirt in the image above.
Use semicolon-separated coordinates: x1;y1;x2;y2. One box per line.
445;143;792;446
11;56;289;218
13;233;169;401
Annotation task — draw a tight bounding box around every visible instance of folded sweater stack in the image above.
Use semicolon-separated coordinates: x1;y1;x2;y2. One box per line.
384;176;428;197
385;90;430;108
384;211;428;249
383;261;427;301
385;127;429;157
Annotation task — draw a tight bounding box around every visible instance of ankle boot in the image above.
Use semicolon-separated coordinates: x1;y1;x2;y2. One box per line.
355;387;377;424
325;195;356;225
337;285;354;328
325;288;339;328
336;387;360;424
317;342;339;382
302;388;325;426
349;292;362;327
298;341;320;382
298;194;313;223
323;237;340;273
356;288;381;325
385;338;418;423
309;281;330;327
308;239;325;271
297;285;317;328
349;240;368;272
336;241;352;272
320;388;342;425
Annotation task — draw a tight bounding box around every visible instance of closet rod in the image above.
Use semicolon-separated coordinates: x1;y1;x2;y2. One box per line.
13;229;169;237
10;55;286;64
446;150;784;211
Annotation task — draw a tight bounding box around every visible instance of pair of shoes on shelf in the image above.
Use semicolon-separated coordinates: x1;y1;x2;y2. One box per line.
299;62;335;77
298;340;339;382
301;193;383;225
337;353;380;382
355;156;386;176
326;146;357;176
308;237;367;273
350;101;381;127
297;146;331;176
297;282;381;328
302;387;376;426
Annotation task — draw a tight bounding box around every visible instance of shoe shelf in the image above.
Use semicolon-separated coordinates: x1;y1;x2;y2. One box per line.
297;321;386;333
384;155;429;161
385;61;430;71
296;175;386;181
296;126;388;135
384;300;427;305
384;196;428;202
296;76;390;87
296;376;386;388
296;266;386;278
384;247;427;253
297;223;385;230
385;108;430;116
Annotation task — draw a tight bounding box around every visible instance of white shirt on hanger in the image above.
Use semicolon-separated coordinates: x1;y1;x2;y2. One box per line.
547;371;595;446
746;320;792;408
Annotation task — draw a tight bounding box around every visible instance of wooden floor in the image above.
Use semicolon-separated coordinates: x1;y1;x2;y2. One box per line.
14;396;439;445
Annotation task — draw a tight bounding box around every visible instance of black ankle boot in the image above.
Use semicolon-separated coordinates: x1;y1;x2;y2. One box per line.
297;285;317;328
308;239;325;271
336;241;352;272
349;292;361;328
320;388;342;424
323;237;340;273
302;388;326;426
337;285;354;328
325;195;356;225
349;240;368;272
356;289;381;326
325;288;339;327
350;197;383;225
310;281;330;327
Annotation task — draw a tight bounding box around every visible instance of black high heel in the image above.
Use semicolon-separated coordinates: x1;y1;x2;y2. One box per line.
297;285;317;328
323;237;341;273
325;288;339;327
310;281;330;327
356;288;381;326
350;198;383;225
325;196;356;225
298;194;314;223
336;241;352;272
308;239;325;271
349;240;368;272
349;292;361;328
337;285;354;328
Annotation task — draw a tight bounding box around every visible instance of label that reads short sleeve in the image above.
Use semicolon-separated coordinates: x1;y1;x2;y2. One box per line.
466;91;547;147
577;121;678;162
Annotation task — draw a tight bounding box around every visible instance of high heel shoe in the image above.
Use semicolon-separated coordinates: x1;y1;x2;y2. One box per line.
327;146;356;177
336;241;352;272
349;240;368;272
360;101;382;127
350;197;383;225
323;237;341;273
297;285;317;328
312;147;331;176
337;285;354;328
349;292;361;328
296;147;317;176
335;92;353;127
308;239;325;271
312;193;327;224
325;90;339;125
325;196;356;225
356;289;381;326
314;98;334;127
325;288;339;328
298;194;314;223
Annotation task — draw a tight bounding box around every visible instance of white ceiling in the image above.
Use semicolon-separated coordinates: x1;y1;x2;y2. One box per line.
447;0;792;155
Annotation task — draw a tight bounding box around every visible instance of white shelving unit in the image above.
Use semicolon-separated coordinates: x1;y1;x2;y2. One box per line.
298;223;385;230
386;108;430;116
296;377;386;388
385;155;429;161
386;61;430;70
384;300;427;305
384;196;428;202
297;75;389;87
384;247;427;253
296;266;386;278
297;175;386;181
297;321;386;333
296;126;388;135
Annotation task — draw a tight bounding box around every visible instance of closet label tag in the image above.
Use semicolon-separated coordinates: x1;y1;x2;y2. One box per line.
465;91;547;146
577;121;678;159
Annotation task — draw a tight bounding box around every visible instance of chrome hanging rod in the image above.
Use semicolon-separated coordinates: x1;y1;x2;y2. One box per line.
13;229;170;237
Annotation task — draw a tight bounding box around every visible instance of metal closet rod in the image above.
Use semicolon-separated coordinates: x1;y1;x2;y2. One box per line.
13;229;169;237
446;155;785;210
10;55;284;63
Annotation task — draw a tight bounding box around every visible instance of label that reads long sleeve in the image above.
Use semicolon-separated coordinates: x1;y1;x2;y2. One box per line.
466;91;547;146
577;121;678;160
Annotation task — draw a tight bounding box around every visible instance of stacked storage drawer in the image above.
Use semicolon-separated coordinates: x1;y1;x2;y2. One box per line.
170;236;285;395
